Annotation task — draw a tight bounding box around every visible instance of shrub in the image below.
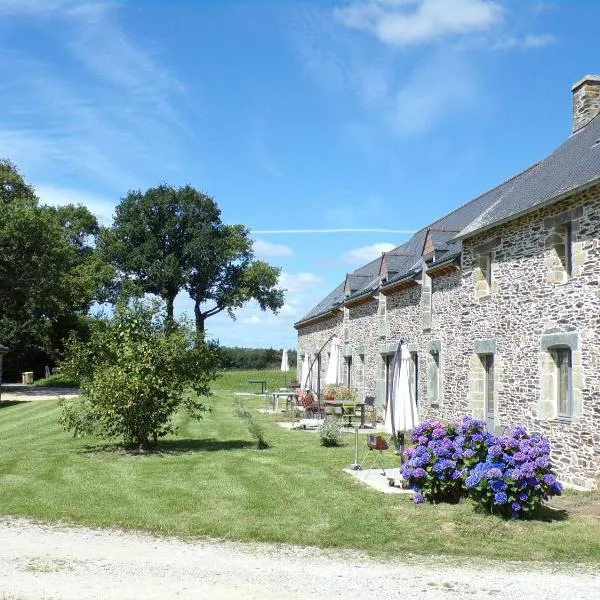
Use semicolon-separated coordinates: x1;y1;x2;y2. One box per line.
323;384;356;401
58;301;219;450
400;417;492;504
465;425;562;518
319;418;344;447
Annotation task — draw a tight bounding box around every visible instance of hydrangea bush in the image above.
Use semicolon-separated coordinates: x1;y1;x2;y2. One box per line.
465;425;562;518
400;417;492;504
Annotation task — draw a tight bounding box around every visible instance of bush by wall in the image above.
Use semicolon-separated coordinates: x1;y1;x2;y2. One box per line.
401;418;562;518
465;425;562;518
400;417;492;504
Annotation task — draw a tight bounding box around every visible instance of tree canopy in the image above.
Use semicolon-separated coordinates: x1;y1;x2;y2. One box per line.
0;160;111;379
103;184;285;332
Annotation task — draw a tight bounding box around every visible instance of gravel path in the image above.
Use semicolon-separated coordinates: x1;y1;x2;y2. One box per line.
1;517;598;599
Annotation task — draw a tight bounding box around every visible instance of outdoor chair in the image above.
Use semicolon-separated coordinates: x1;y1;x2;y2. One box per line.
301;392;324;419
359;434;391;475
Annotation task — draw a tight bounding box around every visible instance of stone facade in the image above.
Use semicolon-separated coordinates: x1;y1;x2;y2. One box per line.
380;185;599;488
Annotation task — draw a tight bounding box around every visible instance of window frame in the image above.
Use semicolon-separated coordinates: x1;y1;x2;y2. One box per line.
556;222;573;277
481;353;494;430
552;346;573;421
430;350;440;406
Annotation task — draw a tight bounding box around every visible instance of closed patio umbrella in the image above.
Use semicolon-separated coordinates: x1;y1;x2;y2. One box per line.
301;351;313;391
280;348;289;386
385;342;419;454
324;335;342;385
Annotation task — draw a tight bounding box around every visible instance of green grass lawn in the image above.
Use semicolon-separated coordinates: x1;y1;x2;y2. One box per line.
1;369;599;563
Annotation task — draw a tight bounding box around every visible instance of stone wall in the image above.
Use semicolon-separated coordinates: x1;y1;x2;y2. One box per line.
458;185;600;488
347;299;379;401
296;314;342;393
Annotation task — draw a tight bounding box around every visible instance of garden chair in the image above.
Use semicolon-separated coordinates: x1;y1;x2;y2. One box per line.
359;434;391;475
301;392;324;419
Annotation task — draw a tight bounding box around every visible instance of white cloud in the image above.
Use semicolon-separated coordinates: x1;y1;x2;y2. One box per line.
35;184;115;225
492;33;557;50
253;239;293;258
279;272;324;293
342;242;395;264
334;0;503;47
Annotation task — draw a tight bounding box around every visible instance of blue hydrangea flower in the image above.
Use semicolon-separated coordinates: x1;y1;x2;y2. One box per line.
494;492;508;505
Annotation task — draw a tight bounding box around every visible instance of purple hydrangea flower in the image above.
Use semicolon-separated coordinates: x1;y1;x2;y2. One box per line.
413;492;424;504
487;468;503;479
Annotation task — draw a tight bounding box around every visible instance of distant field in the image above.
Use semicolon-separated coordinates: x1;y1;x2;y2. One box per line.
213;368;296;393
0;368;599;564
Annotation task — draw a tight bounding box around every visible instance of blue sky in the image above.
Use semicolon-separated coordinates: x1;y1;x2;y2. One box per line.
0;0;596;350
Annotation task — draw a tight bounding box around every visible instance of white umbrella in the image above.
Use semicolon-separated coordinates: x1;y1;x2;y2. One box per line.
280;348;289;386
324;335;342;385
301;352;313;391
385;343;419;438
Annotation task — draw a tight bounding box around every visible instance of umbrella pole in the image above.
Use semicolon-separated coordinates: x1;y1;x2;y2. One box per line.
349;425;361;470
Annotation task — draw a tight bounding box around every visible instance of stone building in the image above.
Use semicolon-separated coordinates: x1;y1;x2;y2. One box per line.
295;75;600;489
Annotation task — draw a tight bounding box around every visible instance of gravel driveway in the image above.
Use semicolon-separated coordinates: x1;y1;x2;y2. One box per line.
1;517;598;599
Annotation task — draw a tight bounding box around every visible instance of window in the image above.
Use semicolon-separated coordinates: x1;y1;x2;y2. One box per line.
553;347;572;419
384;354;392;402
481;354;494;431
345;356;353;388
429;351;440;406
480;252;492;286
410;352;419;406
556;223;573;276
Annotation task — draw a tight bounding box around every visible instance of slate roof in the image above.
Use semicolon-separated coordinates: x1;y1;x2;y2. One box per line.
456;113;600;239
297;281;345;323
296;111;600;327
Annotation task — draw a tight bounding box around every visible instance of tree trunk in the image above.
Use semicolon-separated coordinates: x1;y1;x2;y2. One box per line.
165;295;175;331
194;300;205;334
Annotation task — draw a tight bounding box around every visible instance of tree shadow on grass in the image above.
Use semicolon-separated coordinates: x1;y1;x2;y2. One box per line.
77;438;258;456
528;504;569;522
0;400;30;409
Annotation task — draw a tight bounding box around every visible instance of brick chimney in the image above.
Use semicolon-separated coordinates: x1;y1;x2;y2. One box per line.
572;75;600;133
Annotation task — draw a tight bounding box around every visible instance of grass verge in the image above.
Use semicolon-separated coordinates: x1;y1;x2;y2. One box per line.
0;369;598;563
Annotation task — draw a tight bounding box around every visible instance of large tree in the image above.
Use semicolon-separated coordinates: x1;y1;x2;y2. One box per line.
0;160;111;378
103;184;284;332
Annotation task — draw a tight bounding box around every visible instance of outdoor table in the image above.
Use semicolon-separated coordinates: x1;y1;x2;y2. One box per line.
247;379;267;394
271;391;297;411
323;400;366;427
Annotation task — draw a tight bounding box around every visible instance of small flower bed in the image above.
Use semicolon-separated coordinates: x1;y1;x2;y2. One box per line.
400;417;492;504
465;425;562;518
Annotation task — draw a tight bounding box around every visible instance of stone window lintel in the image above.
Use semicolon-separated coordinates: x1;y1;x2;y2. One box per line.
474;339;497;355
473;236;501;254
428;339;441;354
540;331;579;352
